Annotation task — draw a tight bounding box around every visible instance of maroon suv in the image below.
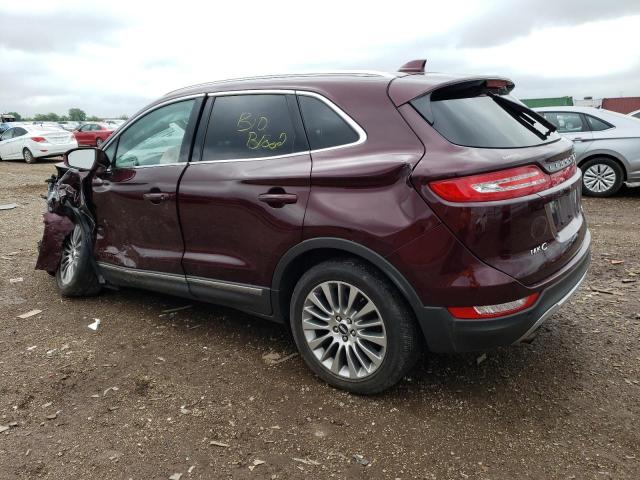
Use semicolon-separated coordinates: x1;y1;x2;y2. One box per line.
37;60;590;394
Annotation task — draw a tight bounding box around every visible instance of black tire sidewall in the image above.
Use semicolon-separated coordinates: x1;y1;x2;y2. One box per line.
290;259;419;394
23;148;36;164
55;225;100;296
580;158;623;197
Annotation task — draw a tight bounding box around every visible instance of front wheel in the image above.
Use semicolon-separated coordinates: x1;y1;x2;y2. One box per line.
23;148;37;164
56;224;101;297
290;258;421;394
581;157;623;197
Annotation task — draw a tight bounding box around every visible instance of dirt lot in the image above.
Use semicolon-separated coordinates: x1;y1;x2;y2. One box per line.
0;159;638;480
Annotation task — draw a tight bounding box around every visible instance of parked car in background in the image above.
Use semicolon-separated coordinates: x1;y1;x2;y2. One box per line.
629;109;640;120
58;121;81;132
535;106;640;196
37;62;590;394
0;124;77;163
73;123;113;147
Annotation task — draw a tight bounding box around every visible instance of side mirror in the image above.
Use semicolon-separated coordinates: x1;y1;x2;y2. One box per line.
65;147;109;171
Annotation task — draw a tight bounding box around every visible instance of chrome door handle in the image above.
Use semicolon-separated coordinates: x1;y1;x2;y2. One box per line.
258;192;298;207
143;192;173;204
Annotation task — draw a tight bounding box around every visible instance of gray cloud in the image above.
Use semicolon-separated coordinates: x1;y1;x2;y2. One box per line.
455;0;640;47
0;12;126;53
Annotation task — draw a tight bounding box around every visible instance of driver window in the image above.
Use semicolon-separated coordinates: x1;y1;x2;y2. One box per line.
0;129;13;141
114;100;194;168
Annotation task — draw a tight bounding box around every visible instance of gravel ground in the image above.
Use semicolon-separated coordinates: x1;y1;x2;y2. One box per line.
0;159;639;480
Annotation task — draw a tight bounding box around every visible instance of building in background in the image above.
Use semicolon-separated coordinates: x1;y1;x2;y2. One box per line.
601;97;640;114
521;96;573;108
574;97;602;108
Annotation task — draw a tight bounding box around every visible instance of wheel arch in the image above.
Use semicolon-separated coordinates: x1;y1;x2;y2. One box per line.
578;152;628;181
270;237;424;325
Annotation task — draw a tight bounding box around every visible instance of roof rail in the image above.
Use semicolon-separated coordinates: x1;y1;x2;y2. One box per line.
165;70;396;96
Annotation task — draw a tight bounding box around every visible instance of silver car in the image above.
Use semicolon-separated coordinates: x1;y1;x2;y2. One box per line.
535;106;640;197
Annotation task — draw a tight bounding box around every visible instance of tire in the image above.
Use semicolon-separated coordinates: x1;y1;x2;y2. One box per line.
23;148;37;164
55;224;101;297
290;258;421;394
96;137;103;148
580;157;623;197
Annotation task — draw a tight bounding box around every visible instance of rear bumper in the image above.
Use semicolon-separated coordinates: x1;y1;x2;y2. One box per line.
416;231;591;353
33;141;77;158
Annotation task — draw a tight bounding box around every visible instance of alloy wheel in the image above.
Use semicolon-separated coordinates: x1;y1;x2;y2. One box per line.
96;138;103;148
583;163;616;193
60;226;82;285
301;281;387;380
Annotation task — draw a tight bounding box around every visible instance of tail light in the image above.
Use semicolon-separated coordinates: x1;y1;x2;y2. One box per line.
448;293;539;319
429;163;577;202
31;137;46;143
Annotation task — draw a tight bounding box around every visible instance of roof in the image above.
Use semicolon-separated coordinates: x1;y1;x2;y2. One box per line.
521;96;574;108
534;106;602;113
601;97;640;114
158;71;513;108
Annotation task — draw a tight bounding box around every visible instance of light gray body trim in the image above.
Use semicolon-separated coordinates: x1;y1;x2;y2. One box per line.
97;262;265;296
514;270;588;344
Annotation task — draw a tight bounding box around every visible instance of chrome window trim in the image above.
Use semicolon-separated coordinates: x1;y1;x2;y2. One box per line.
194;89;366;163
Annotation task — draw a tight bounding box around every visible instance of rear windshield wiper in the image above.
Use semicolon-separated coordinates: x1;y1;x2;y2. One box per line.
488;93;556;140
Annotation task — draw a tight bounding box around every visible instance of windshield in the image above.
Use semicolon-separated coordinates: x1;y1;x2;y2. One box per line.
412;92;560;149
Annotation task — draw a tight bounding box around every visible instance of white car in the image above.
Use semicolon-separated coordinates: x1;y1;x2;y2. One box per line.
535;106;640;196
0;124;78;164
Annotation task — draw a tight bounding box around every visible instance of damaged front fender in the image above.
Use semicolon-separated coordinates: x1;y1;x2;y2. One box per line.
35;162;98;275
35;212;75;273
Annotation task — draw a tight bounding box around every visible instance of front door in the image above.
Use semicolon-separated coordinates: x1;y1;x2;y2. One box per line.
92;98;201;281
178;93;311;314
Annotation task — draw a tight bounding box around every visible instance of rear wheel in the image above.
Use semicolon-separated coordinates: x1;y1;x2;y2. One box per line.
581;157;623;197
23;148;36;164
56;224;101;297
96;137;104;148
290;258;420;394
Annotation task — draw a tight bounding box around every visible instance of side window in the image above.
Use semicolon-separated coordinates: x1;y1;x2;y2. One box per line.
542;112;587;133
298;95;360;150
633;112;640;119
13;127;27;137
202;94;300;161
114;99;195;168
586;115;612;131
0;129;13;141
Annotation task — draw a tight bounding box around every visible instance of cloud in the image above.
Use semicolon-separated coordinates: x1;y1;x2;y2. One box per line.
0;11;126;53
0;1;638;117
454;0;640;47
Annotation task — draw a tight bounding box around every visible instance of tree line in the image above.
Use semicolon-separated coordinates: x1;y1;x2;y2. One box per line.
4;108;128;122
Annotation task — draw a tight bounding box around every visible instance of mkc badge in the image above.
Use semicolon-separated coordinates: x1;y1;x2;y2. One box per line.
530;242;548;255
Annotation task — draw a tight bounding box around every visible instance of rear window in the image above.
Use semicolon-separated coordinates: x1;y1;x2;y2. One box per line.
412;91;559;149
298;95;359;150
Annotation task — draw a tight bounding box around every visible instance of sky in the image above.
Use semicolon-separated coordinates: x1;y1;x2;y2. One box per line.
1;0;639;117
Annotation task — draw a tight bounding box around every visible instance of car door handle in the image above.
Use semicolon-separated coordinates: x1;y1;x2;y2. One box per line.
143;192;173;204
258;192;298;207
572;137;584;142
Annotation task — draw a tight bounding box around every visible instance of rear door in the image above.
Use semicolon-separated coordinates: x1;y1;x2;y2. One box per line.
178;92;311;314
92;98;202;278
541;111;593;160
